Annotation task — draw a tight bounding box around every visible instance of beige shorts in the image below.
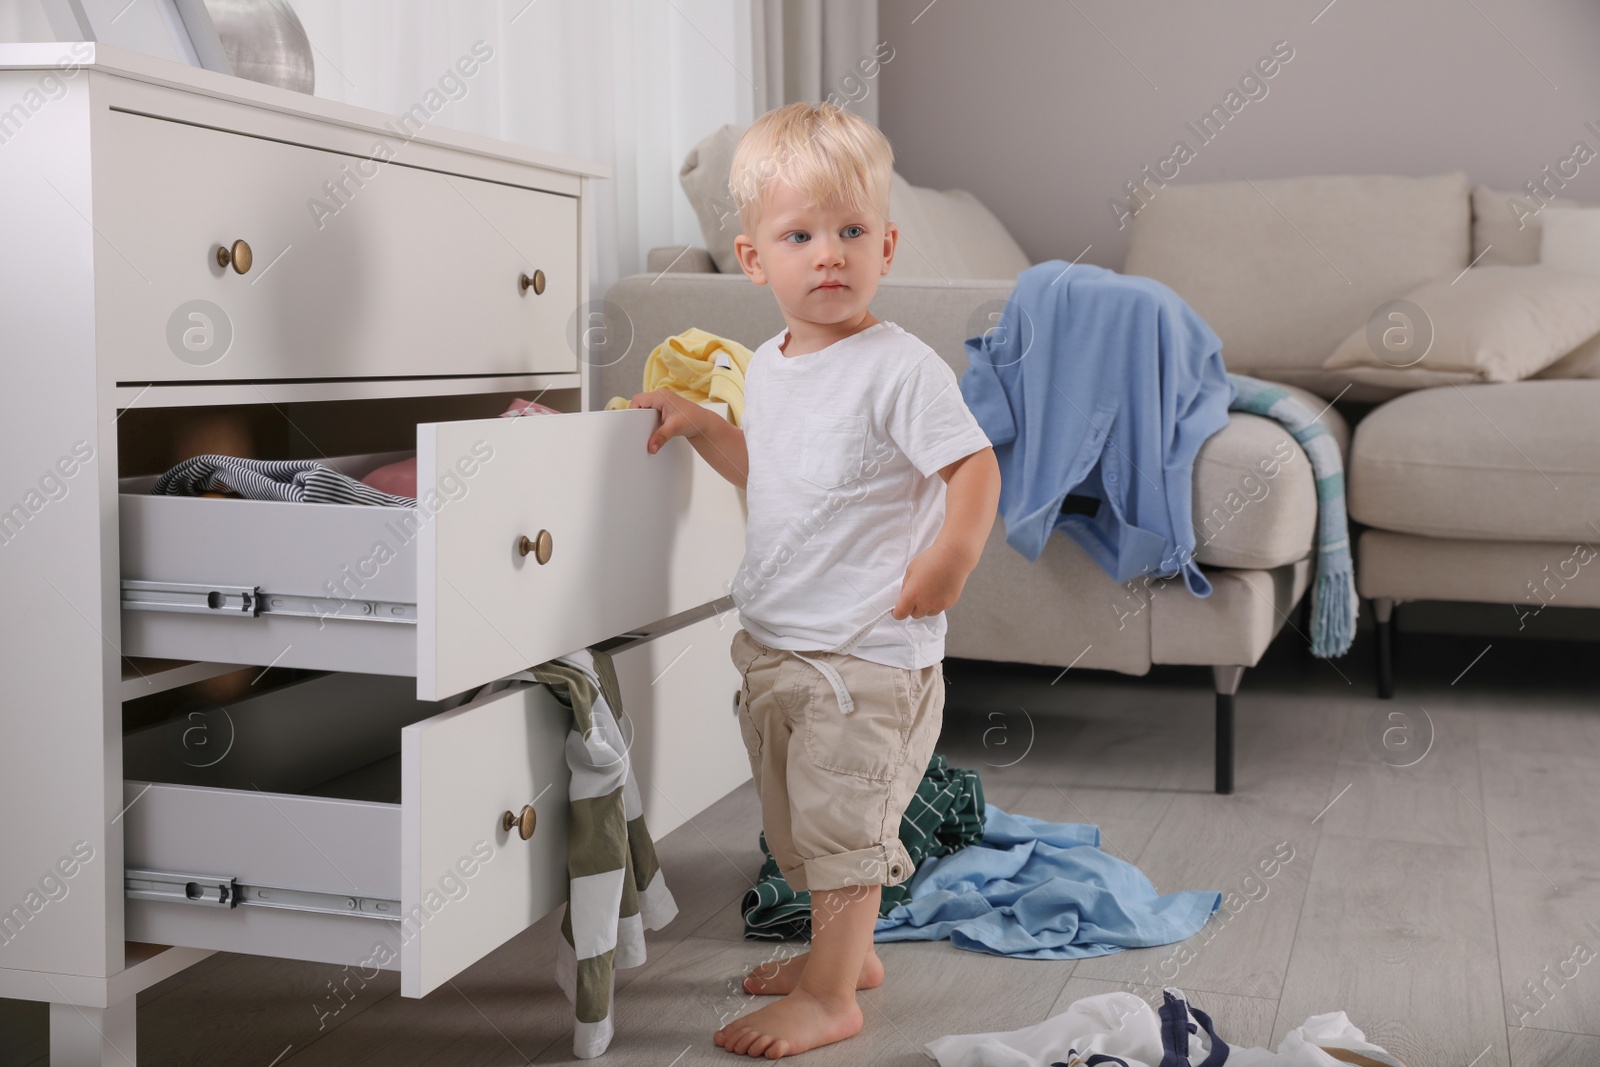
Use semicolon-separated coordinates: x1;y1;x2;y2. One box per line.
729;627;944;894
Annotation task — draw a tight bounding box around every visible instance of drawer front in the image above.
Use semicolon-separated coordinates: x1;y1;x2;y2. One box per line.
97;109;577;382
607;611;751;840
124;677;572;995
418;408;744;700
401;682;570;997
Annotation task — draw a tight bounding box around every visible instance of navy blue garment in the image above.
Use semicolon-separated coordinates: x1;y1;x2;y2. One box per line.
959;261;1235;595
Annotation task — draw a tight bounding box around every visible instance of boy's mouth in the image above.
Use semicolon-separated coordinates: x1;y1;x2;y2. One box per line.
814;281;846;291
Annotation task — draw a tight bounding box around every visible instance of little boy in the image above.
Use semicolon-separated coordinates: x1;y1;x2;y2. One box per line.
631;102;999;1059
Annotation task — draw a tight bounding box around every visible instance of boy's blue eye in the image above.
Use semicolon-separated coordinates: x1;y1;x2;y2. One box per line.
842;224;866;238
785;231;809;244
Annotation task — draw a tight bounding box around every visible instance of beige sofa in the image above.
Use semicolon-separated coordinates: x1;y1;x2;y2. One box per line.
599;147;1599;793
1123;174;1600;700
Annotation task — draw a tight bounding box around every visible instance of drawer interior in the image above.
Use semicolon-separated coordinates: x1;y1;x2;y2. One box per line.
122;671;573;994
115;390;591;689
117;391;740;703
122;670;452;796
116;389;581;480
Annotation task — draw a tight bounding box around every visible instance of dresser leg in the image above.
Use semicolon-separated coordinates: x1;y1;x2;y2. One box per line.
50;998;137;1067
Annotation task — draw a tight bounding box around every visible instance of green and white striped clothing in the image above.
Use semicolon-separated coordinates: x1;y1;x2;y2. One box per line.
522;648;677;1059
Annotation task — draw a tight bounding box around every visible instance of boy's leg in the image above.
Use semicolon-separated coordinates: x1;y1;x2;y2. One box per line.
715;654;944;1058
743;656;943;996
799;883;882;1001
715;885;876;1058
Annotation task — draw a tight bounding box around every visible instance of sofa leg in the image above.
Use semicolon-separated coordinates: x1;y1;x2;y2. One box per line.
1296;593;1314;657
1373;597;1396;700
1212;665;1244;795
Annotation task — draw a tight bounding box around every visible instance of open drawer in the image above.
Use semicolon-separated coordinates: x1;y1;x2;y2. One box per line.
119;408;745;701
123;671;571;997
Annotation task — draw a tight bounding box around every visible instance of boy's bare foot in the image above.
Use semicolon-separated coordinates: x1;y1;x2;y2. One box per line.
742;948;884;995
713;987;863;1058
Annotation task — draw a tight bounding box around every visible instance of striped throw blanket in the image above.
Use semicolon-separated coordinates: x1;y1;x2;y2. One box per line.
522;648;677;1059
151;454;415;507
1227;374;1357;658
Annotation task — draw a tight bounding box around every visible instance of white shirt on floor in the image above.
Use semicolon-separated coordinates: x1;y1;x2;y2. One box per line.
730;320;992;670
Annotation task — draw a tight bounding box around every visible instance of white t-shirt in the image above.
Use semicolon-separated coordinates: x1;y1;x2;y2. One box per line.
730;320;992;669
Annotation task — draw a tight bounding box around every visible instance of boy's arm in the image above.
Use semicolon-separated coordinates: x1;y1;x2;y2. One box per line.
687;410;749;490
934;447;1000;568
892;446;1000;620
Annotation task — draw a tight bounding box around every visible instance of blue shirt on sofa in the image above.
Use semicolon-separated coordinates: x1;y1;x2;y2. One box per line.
958;261;1234;596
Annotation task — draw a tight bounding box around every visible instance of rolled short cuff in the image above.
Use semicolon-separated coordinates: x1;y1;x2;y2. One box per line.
796;839;915;894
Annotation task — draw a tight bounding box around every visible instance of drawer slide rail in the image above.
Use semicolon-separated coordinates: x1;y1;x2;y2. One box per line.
126;868;401;921
122;579;416;624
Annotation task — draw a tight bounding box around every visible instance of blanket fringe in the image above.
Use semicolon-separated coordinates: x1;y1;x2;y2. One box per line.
1310;557;1357;658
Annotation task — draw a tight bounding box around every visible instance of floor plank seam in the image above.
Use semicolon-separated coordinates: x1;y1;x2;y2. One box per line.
1510;1021;1600;1040
1264;790;1332;1047
277;985;405;1066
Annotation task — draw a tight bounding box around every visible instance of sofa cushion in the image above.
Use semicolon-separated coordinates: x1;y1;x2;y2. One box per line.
1535;331;1600;379
1472;186;1600;267
678;123;1030;280
1540;205;1600;276
645;245;718;274
1123;173;1471;391
1478;196;1600;382
1321;264;1600;389
1349;380;1600;541
1189;383;1350;571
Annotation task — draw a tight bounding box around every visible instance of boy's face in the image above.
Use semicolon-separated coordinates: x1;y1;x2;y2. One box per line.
732;180;897;328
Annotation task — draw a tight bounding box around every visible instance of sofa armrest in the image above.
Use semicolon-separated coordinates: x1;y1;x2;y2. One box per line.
597;273;1019;405
645;245;719;274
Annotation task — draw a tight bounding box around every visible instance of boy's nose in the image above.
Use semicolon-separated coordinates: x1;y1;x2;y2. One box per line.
812;238;844;266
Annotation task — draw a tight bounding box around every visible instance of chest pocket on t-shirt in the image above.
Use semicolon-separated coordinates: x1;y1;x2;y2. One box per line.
799;413;868;489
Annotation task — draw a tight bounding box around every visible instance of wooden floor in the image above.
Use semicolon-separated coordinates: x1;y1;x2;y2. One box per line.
6;627;1599;1066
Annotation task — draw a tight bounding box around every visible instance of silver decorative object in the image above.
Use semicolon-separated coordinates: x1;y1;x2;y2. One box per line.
203;0;315;94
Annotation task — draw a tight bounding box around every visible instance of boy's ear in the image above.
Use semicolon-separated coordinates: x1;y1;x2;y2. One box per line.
734;234;768;285
880;220;898;276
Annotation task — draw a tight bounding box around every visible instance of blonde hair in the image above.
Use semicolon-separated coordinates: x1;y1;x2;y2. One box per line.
728;102;893;237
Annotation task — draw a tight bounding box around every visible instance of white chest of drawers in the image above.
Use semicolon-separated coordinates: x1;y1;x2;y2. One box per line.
0;42;750;1065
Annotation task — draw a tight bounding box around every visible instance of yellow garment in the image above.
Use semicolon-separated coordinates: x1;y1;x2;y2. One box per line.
603;328;753;427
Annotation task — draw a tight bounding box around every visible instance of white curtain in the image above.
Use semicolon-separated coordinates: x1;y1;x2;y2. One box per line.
752;0;880;125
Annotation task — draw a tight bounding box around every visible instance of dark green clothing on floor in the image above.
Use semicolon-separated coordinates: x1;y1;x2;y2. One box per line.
741;753;985;940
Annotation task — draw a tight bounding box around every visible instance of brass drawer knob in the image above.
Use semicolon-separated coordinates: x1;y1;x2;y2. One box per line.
502;804;537;841
518;269;546;295
518;530;553;564
216;239;253;274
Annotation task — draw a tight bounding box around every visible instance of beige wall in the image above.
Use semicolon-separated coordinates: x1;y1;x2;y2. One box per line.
877;0;1600;271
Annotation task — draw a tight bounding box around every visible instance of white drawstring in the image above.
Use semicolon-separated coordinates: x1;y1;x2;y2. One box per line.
791;606;893;714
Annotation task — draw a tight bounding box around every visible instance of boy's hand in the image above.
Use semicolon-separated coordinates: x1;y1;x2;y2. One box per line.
892;541;975;620
629;389;705;454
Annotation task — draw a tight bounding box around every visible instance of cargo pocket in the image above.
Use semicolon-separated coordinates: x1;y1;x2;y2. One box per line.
802;659;912;781
798;413;868;489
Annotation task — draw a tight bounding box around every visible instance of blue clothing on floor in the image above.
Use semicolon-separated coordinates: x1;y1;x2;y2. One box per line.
959;261;1235;595
873;806;1221;960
